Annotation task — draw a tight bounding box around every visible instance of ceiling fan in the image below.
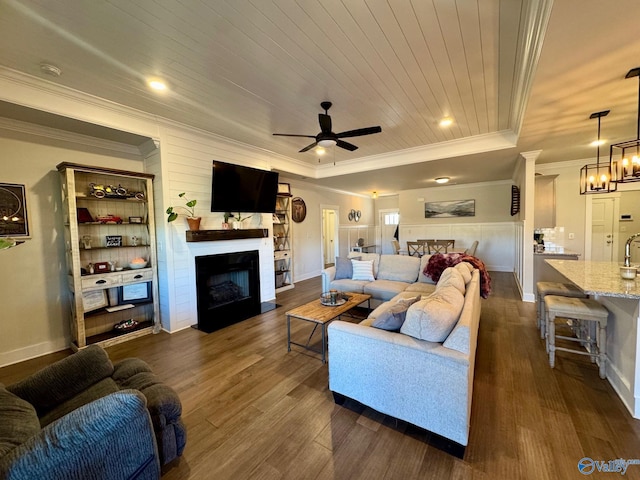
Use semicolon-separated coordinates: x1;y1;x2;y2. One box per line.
273;101;382;153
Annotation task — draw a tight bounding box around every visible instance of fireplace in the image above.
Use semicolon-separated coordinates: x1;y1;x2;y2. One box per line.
195;250;261;333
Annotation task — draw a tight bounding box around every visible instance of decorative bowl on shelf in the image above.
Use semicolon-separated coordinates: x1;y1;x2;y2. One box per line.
114;319;138;331
128;257;148;269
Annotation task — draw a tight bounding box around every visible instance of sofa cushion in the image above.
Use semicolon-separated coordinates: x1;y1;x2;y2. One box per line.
400;285;465;342
7;345;114;416
0;385;40;458
351;260;375;281
436;267;465;295
329;278;368;294
364;280;410;301
455;263;472;284
371;296;420;331
335;256;360;280
417;254;435;283
404;283;437;296
377;255;421;283
39;377;120;427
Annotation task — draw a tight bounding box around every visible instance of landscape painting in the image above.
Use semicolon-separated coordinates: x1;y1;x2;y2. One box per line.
425;199;475;218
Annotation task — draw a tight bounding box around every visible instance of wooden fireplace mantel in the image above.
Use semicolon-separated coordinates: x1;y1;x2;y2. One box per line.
185;229;269;242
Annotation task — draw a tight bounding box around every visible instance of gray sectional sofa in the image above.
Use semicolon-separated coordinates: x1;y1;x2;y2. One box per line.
321;252;437;306
327;262;481;456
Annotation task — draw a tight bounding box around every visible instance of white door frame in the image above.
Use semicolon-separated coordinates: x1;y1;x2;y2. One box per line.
378;208;399;254
320;204;340;266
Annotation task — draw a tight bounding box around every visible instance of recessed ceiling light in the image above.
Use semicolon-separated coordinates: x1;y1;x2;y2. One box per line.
148;79;167;91
40;63;62;77
439;117;453;128
590;139;605;147
435;177;450;184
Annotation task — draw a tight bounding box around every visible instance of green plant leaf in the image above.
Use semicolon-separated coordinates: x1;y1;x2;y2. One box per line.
167;212;178;222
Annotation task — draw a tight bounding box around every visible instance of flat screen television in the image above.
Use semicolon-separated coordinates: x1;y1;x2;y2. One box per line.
210;160;279;213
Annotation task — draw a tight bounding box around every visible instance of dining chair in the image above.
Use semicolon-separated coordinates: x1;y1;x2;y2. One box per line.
406;241;425;257
465;240;479;256
426;239;455;254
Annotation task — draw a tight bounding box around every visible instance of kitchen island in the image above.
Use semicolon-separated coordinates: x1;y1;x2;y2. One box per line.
546;259;640;418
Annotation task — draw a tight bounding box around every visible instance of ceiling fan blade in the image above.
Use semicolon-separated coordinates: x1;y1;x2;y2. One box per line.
319;113;332;133
336;126;382;138
299;141;318;153
273;133;316;138
336;139;358;151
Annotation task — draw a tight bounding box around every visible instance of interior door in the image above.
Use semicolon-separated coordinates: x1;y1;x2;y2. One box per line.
379;209;399;254
322;208;338;266
591;198;615;261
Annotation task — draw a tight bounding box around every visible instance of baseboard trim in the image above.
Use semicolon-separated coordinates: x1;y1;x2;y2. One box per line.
0;338;70;368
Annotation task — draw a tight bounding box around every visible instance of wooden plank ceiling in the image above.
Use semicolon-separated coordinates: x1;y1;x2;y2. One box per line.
0;0;528;174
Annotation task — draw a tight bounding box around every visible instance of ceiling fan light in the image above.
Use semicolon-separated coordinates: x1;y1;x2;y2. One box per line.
435;177;450;184
315;146;326;155
318;139;337;147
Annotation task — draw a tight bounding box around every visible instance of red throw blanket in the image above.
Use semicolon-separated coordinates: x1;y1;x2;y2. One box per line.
424;253;492;298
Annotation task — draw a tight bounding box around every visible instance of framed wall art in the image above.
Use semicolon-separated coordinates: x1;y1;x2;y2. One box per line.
119;282;152;304
425;199;475;218
0;183;29;237
105;235;123;247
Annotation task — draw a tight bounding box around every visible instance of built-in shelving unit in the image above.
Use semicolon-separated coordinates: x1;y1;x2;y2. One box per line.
57;162;160;350
274;187;293;292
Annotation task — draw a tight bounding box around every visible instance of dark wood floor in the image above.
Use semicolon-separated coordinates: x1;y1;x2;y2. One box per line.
3;272;640;479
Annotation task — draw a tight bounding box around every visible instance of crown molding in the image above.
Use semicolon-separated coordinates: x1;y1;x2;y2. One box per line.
0;116;144;156
313;130;518;179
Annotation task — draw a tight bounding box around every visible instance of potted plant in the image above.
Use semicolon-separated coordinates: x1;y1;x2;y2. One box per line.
222;212;232;230
166;193;201;230
232;213;252;230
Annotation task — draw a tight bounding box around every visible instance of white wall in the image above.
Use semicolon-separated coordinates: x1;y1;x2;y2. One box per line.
0;128;146;366
281;179;375;282
397;181;516;271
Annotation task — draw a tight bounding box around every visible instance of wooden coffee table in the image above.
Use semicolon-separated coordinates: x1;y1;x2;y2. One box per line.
286;292;371;363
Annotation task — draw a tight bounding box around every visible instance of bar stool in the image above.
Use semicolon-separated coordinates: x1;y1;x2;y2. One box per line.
536;282;586;340
544;295;608;379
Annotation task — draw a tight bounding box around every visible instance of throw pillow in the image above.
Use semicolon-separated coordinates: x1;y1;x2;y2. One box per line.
454;263;472;284
335;256;360;280
400;285;465;342
351;259;375;281
371;302;411;331
436;268;465;295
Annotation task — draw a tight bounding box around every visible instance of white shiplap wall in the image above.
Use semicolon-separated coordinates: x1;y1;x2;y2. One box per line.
155;125;278;332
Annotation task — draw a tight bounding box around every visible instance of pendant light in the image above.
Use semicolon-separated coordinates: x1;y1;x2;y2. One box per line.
610;67;640;183
580;110;616;194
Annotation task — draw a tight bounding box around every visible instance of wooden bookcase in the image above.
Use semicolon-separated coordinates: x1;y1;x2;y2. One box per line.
274;189;294;292
57;162;160;350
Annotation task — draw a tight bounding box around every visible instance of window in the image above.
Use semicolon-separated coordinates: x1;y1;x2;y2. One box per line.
384;212;399;225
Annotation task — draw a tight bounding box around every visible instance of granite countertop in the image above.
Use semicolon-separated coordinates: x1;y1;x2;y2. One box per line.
534;248;581;256
545;259;640;299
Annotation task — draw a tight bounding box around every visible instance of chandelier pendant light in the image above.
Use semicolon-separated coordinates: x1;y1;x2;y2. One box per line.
610;67;640;183
580;110;616;194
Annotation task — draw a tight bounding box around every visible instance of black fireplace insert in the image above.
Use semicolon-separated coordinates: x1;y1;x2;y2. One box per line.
195;250;261;333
